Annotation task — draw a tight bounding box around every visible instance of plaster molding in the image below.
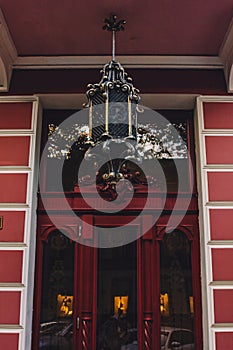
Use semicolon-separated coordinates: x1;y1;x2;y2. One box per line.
14;55;223;70
0;8;17;91
220;18;233;92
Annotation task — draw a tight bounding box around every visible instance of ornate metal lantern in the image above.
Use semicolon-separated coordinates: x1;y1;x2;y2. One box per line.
86;15;140;142
83;15;142;190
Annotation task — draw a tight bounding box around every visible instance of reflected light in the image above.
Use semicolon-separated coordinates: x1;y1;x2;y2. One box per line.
57;294;73;317
160;293;169;316
114;295;128;315
189;296;194;314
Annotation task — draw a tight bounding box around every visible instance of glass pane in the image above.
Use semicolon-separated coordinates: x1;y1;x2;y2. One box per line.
160;230;195;350
41;109;192;193
96;241;137;350
39;231;74;350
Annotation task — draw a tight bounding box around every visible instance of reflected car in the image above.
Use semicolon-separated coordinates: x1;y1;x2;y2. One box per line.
161;327;194;350
124;327;194;349
124;341;138;350
39;321;73;349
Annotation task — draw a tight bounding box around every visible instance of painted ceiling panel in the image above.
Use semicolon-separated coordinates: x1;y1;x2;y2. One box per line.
0;0;232;56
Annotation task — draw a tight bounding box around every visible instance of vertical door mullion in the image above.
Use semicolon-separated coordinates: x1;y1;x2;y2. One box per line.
153;228;161;350
73;242;80;348
137;236;143;349
141;215;154;349
192;216;203;349
32;230;44;350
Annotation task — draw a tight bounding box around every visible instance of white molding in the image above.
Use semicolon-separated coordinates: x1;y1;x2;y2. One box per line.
211;323;233;332
194;98;213;350
204;165;233;171
198;95;233;103
13;55;223;70
0;167;32;173
206;201;233;208
0;325;23;331
0;283;25;291
0;8;17;91
209;281;233;289
0;96;38;103
208;240;233;247
203;130;233;135
0;130;34;135
202;170;209;204
0;203;29;209
0;243;27;249
0;134;33;139
220;18;233;92
204;165;233;170
22;99;42;350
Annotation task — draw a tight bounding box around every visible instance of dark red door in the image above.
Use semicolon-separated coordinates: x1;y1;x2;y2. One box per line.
32;215;97;350
139;213;202;349
33;210;202;349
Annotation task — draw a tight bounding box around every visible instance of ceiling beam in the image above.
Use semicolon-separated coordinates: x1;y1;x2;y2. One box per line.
0;8;17;91
220;18;233;93
14;55;223;70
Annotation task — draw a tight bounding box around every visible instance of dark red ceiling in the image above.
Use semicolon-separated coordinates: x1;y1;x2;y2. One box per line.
0;0;233;56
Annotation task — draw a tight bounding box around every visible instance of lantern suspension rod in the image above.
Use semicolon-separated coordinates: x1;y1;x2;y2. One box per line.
112;30;115;61
103;14;126;61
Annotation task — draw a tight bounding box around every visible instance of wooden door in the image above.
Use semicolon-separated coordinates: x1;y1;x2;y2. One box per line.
94;215;141;350
139;213;202;349
32;216;97;350
33;213;142;350
33;211;202;349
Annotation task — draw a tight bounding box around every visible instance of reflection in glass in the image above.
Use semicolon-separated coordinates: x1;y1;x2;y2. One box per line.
160;230;195;349
42;109;191;192
39;231;74;349
96;241;137;350
114;295;129;315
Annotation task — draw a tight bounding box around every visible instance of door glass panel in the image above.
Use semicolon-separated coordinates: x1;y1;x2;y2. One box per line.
160;230;195;349
41;109;192;193
96;241;137;350
39;230;74;349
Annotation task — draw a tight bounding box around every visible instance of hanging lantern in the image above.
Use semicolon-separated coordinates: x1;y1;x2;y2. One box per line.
82;15;142;191
86;15;140;142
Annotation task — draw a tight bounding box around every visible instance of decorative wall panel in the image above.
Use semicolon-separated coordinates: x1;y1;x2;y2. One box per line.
0;136;30;166
196;96;233;350
0;97;40;350
0;334;19;350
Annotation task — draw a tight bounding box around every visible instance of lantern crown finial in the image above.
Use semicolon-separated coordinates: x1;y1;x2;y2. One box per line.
103;14;126;62
103;14;126;32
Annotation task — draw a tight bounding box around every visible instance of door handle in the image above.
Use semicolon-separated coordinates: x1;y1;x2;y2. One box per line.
77;316;80;330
